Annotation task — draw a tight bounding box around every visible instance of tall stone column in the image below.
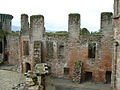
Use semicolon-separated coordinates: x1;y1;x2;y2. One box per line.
30;15;45;40
68;13;80;40
21;14;29;31
114;0;120;16
100;12;113;37
113;0;120;90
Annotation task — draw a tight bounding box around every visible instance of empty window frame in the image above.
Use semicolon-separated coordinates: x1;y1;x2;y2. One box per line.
88;43;96;58
85;72;92;82
106;71;112;83
64;67;69;75
47;41;53;58
58;45;64;58
23;41;29;55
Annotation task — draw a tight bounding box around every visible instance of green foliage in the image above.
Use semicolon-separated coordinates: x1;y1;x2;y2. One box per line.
48;55;54;59
80;28;101;36
58;55;64;59
101;12;113;19
30;15;44;21
10;31;20;35
75;61;82;68
91;31;101;35
21;14;28;17
0;30;9;38
80;28;90;35
45;31;68;36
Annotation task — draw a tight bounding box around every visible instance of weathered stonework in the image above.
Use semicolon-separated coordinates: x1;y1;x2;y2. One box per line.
18;13;114;85
1;4;118;89
112;0;120;90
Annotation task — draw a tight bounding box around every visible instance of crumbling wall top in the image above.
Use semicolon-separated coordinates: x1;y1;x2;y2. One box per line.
30;15;44;21
0;13;13;20
101;12;113;20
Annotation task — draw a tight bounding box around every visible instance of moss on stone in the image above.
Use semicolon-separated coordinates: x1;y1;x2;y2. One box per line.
69;13;80;17
75;61;82;68
30;15;44;20
101;12;113;20
45;31;68;36
21;14;28;17
69;13;80;20
0;30;9;38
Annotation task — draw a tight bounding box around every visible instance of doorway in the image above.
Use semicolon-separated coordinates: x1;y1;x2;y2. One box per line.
85;72;92;82
26;63;31;72
106;71;111;83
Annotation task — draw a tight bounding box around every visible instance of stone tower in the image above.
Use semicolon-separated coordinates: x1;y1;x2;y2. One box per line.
21;14;29;31
112;0;120;90
30;15;45;40
0;14;13;32
68;13;80;40
100;12;113;37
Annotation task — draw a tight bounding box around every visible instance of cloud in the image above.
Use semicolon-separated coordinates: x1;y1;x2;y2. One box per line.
0;0;113;31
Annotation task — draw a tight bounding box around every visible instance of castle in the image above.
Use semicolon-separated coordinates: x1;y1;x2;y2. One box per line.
0;0;120;90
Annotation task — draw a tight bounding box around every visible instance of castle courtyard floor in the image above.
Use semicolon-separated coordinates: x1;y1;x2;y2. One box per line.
45;76;111;90
0;70;25;90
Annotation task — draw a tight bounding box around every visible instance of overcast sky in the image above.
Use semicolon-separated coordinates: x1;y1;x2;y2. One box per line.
0;0;113;31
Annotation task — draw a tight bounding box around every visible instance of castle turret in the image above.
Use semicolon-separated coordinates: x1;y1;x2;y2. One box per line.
21;14;29;31
0;14;13;32
114;0;120;16
30;15;45;40
100;12;113;37
68;13;80;39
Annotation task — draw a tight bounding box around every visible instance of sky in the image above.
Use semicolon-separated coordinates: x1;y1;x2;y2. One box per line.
0;0;113;32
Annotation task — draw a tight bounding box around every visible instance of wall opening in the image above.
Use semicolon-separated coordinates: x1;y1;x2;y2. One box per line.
88;43;96;58
23;41;29;56
64;67;69;75
4;52;8;61
106;71;111;83
0;22;2;29
47;41;53;59
58;45;64;58
0;41;3;53
26;63;31;72
85;72;92;82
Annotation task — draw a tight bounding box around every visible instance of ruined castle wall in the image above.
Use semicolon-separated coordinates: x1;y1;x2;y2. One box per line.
7;35;20;65
112;0;120;89
44;35;68;77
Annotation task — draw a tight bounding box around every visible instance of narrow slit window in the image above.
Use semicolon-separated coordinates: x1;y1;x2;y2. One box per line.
23;41;29;55
88;43;96;58
58;45;64;58
47;41;53;59
64;67;69;75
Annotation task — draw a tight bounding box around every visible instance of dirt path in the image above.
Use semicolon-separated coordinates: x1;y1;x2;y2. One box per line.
0;70;25;90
